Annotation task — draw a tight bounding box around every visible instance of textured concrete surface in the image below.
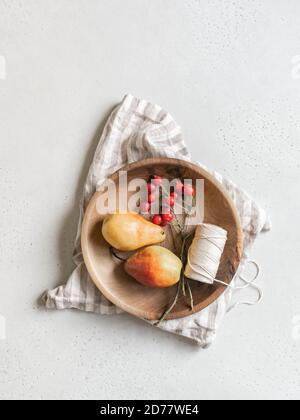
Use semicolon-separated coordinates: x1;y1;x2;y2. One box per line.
0;0;300;400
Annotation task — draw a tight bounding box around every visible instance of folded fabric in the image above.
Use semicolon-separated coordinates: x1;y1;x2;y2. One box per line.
43;94;270;347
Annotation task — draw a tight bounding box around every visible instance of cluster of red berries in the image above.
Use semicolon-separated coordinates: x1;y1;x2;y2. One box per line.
140;175;195;227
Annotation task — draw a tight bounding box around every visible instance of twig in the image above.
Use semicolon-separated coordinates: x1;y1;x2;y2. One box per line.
156;231;193;324
186;278;194;312
151;180;196;324
182;277;186;297
156;281;181;325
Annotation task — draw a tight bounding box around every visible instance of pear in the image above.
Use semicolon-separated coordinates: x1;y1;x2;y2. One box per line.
102;213;166;252
125;246;182;288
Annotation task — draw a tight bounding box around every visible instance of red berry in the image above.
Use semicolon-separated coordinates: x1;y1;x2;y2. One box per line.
175;181;184;193
170;191;178;199
183;184;195;197
152;215;162;225
164;196;175;207
140;201;151;213
148;193;156;203
161;206;171;214
147;183;156;194
153;175;163;186
162;212;174;223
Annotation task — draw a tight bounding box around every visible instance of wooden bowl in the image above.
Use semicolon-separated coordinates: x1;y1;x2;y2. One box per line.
81;158;243;321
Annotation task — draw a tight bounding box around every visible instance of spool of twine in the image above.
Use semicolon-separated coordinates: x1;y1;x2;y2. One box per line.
184;223;263;311
184;223;228;284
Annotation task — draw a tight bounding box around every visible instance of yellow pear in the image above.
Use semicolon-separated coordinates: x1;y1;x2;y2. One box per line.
125;246;182;288
102;213;166;251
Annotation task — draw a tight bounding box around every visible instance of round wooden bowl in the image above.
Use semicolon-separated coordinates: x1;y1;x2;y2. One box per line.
81;158;243;321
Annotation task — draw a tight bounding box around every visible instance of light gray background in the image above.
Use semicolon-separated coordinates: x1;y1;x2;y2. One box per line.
0;0;299;400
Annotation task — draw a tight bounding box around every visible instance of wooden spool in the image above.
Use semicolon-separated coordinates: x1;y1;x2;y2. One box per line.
81;158;243;321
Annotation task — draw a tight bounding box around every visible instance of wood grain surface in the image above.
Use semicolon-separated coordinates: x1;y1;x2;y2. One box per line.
81;158;243;321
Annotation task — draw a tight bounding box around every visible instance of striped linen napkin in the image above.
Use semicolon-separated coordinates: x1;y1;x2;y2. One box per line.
43;94;270;347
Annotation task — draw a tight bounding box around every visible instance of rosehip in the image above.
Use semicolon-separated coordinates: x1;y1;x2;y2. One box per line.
183;184;195;197
161;206;171;214
152;215;162;225
162;212;174;223
153;175;163;186
175;181;184;193
164;196;175;207
140;201;151;213
148;193;156;203
147;183;156;194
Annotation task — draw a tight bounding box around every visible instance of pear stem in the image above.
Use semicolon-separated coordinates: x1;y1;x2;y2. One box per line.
110;247;127;262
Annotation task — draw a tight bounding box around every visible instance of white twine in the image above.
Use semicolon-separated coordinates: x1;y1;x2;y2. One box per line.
184;224;262;311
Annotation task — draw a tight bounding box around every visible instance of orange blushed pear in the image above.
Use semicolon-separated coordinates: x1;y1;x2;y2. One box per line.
125;246;182;288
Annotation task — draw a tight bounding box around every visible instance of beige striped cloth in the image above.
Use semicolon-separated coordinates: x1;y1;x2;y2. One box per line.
43;94;270;347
